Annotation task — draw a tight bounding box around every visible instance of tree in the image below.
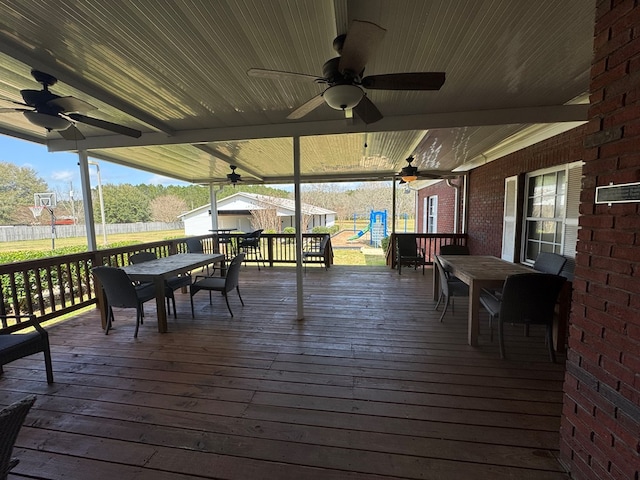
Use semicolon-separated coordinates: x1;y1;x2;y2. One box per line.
98;184;151;223
150;194;188;222
0;162;49;225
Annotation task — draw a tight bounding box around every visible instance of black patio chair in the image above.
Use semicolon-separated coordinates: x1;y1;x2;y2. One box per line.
190;253;245;317
129;252;192;319
91;266;156;338
479;273;565;362
302;235;331;272
237;229;266;270
434;256;469;322
0;394;36;479
533;252;567;275
185;237;214;275
439;244;470;255
0;315;53;384
216;232;235;259
396;235;425;275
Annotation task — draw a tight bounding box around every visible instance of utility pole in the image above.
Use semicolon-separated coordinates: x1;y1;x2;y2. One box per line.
88;161;107;245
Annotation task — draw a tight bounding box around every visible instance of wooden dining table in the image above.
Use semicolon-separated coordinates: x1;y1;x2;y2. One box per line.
434;255;535;346
122;253;224;333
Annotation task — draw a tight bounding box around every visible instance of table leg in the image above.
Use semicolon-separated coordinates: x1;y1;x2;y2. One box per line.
153;277;168;333
468;280;480;346
432;265;440;302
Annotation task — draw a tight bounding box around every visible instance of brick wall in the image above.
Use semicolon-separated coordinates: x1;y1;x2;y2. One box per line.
558;1;640;479
467;127;586;256
416;180;459;233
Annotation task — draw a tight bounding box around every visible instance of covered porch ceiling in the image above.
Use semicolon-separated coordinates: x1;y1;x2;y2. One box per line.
0;0;595;185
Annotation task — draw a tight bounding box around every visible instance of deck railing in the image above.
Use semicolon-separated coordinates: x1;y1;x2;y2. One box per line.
386;233;469;268
0;231;466;324
0;233;328;323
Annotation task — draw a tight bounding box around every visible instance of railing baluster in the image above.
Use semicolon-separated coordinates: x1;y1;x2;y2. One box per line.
0;232;467;325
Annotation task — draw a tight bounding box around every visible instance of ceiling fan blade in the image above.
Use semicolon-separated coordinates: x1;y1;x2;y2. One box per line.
286;94;325;120
58;124;85;140
67;113;142;138
0;107;29;113
49;96;97;114
0;95;29;108
362;72;446;90
338;20;386;76
353;95;383;124
247;68;321;82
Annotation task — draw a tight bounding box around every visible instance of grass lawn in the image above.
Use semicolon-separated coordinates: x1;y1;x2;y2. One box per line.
0;230;185;252
0;229;387;266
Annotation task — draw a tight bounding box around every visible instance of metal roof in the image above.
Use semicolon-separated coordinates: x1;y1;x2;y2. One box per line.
0;0;595;185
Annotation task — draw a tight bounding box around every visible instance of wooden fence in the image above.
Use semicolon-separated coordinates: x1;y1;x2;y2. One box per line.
0;222;183;242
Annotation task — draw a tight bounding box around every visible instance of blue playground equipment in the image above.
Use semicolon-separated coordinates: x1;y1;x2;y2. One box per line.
348;210;387;247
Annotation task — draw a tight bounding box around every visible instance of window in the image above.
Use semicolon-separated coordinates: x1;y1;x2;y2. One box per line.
427;196;438;233
522;163;581;264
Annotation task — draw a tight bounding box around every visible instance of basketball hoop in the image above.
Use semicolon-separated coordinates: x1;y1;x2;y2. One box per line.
29;206;44;218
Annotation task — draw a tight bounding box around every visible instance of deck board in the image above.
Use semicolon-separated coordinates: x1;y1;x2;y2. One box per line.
1;265;570;479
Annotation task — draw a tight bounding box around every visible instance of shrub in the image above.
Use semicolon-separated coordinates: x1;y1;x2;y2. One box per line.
381;236;390;252
311;226;330;234
283;227;295;234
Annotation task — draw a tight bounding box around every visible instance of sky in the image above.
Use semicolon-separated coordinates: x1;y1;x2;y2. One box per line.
0;133;188;201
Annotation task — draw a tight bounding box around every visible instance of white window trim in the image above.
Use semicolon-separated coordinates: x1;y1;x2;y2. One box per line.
427;196;438;233
520;162;583;265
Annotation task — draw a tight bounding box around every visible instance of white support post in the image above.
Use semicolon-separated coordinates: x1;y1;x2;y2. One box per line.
294;136;304;320
78;151;97;251
209;183;218;231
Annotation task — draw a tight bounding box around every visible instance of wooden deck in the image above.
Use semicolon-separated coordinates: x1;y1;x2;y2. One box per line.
1;265;569;479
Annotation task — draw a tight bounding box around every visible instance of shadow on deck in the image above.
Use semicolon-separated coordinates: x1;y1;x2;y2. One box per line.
1;265;569;479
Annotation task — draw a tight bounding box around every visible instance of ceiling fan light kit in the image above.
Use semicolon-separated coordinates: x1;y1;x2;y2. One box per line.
323;84;363;110
400;155;418;183
23;110;71;131
227;165;241;186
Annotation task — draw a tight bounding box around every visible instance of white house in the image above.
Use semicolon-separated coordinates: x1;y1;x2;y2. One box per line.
179;192;336;236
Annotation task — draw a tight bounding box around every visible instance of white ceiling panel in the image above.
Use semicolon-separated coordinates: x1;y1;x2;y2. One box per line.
0;0;595;184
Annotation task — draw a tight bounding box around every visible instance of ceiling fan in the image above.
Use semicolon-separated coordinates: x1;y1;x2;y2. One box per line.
397;155;451;183
0;69;142;139
227;165;242;186
247;20;445;124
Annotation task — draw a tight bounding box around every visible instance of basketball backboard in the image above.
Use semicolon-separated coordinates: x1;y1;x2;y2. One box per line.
34;192;57;208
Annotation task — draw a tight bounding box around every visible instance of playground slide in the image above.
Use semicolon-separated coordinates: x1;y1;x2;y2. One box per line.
347;224;370;241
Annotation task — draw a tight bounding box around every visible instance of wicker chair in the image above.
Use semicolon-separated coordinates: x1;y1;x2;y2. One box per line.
434;256;469;322
185;238;214;275
533;252;567;275
91;266;156;338
0;395;36;479
302;235;332;272
190;253;245;317
479;273;565;361
129;252;192;319
237;230;266;270
0;315;53;384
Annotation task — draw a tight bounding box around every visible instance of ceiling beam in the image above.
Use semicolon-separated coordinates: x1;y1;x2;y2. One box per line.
47;104;589;152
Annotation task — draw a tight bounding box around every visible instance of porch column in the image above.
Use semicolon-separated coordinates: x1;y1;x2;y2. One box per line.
77;150;97;252
293;136;304;320
209;183;218;230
